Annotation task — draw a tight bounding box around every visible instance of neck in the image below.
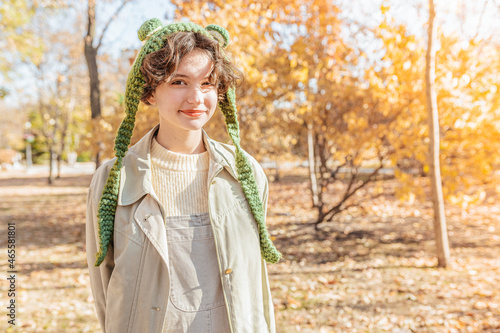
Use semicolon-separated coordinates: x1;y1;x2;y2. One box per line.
155;123;206;154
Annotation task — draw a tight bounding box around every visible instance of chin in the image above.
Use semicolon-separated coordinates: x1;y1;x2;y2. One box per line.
180;122;207;131
179;117;211;131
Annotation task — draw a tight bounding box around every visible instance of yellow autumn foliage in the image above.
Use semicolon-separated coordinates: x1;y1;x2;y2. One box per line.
85;0;499;209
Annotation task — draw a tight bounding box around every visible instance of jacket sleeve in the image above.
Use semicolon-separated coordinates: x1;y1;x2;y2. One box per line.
259;171;269;219
86;176;114;332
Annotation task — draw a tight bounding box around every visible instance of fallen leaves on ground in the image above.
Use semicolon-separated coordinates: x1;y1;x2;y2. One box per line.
0;171;498;332
266;173;500;333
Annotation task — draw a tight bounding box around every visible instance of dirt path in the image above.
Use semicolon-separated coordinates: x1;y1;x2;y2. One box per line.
0;172;498;332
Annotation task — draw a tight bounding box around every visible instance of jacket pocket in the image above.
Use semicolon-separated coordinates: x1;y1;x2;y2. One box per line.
167;224;225;312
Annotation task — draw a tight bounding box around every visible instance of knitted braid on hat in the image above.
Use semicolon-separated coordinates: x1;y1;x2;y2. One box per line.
94;19;281;266
220;88;281;263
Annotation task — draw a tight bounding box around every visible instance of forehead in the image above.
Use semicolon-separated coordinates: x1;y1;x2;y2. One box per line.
176;49;214;77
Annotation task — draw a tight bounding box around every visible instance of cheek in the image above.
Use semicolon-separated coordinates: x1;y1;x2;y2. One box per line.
207;91;218;109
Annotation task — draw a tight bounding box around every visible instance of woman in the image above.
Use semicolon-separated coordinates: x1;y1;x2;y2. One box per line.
86;19;280;333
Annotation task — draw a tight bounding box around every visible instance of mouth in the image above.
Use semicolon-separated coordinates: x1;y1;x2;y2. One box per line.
179;109;206;117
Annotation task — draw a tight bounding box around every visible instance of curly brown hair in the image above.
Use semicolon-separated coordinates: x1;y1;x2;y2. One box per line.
140;31;243;105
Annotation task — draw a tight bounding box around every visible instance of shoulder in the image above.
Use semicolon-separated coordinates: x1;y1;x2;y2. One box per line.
210;140;268;190
88;158;117;203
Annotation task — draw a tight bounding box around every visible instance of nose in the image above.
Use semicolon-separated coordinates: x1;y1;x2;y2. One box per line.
187;86;204;105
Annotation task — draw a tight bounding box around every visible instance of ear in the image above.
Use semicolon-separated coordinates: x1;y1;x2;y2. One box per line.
148;93;156;105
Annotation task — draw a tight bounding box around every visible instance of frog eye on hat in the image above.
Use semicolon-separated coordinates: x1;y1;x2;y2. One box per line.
205;24;230;48
137;18;163;41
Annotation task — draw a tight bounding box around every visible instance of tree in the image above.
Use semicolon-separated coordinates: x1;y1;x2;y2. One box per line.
0;0;43;77
14;4;91;183
30;43;84;183
374;2;500;205
172;0;401;226
84;0;131;168
0;0;44;149
426;0;450;267
155;0;500;235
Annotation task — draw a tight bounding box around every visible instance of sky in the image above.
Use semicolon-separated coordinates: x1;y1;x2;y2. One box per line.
2;0;499;107
96;0;499;53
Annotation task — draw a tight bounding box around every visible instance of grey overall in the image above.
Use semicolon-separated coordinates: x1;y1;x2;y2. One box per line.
163;213;231;332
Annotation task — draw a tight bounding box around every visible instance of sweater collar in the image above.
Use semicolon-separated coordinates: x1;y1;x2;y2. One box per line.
117;124;238;206
150;138;210;172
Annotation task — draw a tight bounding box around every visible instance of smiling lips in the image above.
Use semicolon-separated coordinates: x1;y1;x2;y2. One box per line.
179;109;206;117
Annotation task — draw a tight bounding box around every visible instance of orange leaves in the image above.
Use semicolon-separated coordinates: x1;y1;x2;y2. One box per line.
381;3;390;15
371;11;500;206
285;294;302;309
169;0;500;211
291;67;309;84
267;175;500;330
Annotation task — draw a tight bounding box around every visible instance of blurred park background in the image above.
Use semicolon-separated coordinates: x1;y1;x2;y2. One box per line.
0;0;499;332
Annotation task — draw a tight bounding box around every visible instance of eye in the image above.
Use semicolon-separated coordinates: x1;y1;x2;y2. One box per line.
170;80;186;85
202;81;215;87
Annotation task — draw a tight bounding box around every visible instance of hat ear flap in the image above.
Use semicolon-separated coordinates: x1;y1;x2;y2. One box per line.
205;24;230;48
94;22;166;267
219;89;281;264
219;88;240;143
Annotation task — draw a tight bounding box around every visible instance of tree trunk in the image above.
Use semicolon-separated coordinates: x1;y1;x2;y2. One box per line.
57;133;65;179
84;0;130;170
307;124;319;208
95;142;103;169
84;0;101;120
57;96;73;179
57;154;61;179
84;0;103;169
48;145;54;185
426;0;451;268
26;142;32;168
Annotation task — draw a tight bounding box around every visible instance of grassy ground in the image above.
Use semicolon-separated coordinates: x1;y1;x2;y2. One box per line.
0;170;498;332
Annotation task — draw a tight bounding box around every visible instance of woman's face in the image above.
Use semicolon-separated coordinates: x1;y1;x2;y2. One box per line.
149;49;218;134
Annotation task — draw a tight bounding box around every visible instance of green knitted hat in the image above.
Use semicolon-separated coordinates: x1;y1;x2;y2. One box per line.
94;19;281;267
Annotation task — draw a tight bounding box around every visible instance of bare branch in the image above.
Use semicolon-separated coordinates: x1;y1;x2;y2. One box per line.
326;161;348;184
96;0;132;50
321;162;385;223
326;192;386;222
472;0;489;40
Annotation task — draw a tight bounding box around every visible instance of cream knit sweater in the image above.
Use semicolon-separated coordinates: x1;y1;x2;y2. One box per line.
150;138;210;216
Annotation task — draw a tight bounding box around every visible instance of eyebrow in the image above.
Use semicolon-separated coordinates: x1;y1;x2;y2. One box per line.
172;73;213;79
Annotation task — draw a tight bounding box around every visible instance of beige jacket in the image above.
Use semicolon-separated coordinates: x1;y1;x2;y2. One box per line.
86;126;276;333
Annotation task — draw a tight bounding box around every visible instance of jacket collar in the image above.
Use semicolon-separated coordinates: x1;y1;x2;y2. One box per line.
117;124;238;206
